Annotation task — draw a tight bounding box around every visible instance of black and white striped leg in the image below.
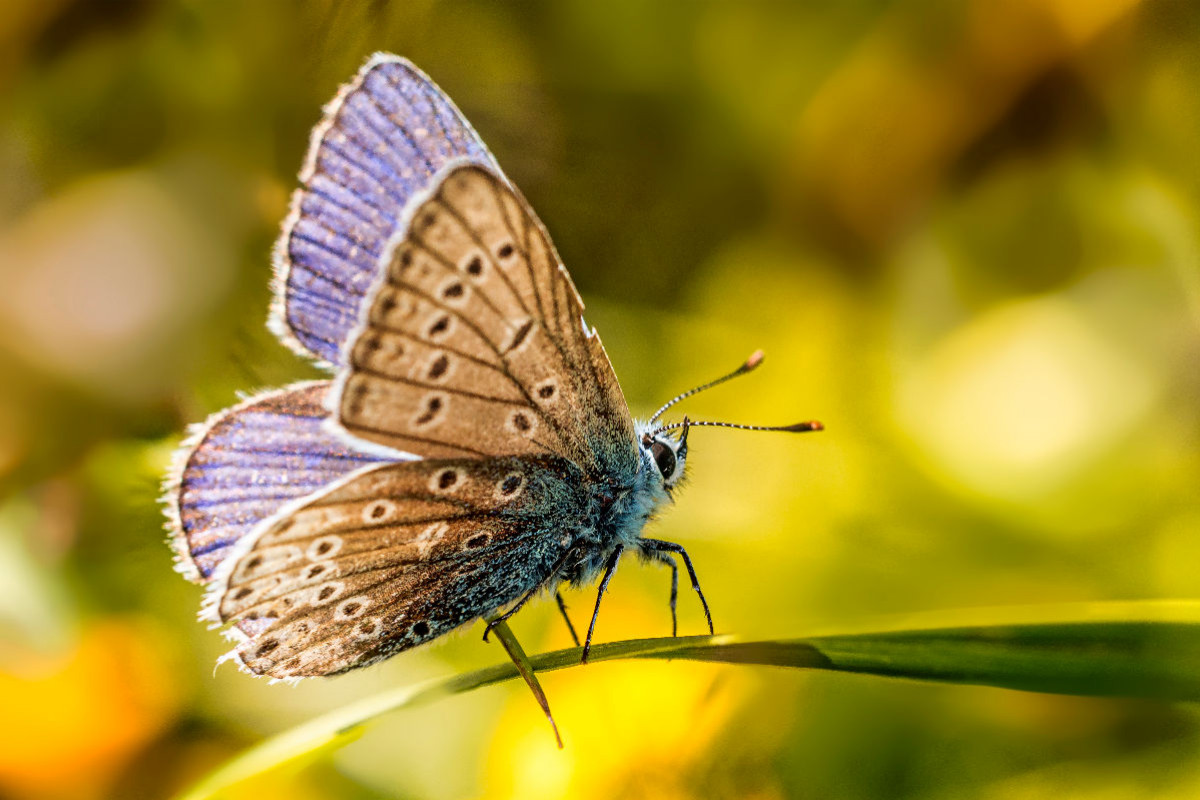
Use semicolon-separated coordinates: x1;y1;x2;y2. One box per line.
581;545;624;663
640;538;713;635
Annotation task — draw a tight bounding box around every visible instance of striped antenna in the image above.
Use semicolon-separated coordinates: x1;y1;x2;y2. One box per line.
648;350;765;424
653;419;824;436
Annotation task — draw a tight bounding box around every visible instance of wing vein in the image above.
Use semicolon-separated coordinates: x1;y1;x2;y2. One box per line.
362;319;510;374
489;179;548;328
338;422;491;457
384;277;577;454
352;364;530;407
408;237;528;335
378;71;442;175
319;142;412;210
431;199;534;321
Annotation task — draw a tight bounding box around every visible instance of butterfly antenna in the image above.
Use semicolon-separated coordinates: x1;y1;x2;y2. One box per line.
648;350;766;424
653;419;824;435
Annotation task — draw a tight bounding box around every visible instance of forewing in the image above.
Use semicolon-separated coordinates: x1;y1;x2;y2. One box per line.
164;381;391;583
208;455;584;679
272;54;499;367
333;163;638;477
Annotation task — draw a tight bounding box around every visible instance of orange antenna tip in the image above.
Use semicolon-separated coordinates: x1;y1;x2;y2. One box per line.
744;350;765;371
783;420;823;432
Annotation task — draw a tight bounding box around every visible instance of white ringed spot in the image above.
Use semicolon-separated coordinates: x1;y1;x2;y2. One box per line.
311;581;345;606
362;500;397;524
306;535;343;561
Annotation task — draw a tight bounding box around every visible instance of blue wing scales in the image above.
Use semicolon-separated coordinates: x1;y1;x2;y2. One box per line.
164;381;394;582
271;54;501;367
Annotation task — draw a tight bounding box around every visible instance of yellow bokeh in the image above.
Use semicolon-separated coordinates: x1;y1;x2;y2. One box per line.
0;620;180;799
484;619;745;799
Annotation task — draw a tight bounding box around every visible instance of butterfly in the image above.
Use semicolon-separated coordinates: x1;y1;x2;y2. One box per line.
163;53;821;681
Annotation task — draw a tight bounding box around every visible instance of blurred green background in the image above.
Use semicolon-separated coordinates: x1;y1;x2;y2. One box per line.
2;0;1199;798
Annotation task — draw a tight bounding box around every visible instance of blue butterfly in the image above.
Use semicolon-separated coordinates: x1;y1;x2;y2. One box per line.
163;54;820;679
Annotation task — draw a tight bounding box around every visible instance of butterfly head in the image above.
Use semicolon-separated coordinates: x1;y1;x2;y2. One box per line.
639;418;690;491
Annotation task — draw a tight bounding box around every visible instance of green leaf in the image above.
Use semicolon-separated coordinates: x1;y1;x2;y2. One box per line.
175;601;1200;800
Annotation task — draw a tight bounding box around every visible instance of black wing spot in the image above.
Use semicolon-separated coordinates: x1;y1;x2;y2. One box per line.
255;639;279;657
379;294;396;315
413;621;430;637
317;585;337;601
438;469;458;489
416;395;444;425
442;282;464;300
497;243;514;259
506;319;533;352
537;382;556;399
341;601;361;616
315;540;335;556
307;564;326;579
233;587;253;600
428;314;451;338
466;255;483;276
511;411;531;433
500;474;522;496
428;354;450;380
245;556;263;571
397;249;413;271
359;620;377;634
466;534;490;548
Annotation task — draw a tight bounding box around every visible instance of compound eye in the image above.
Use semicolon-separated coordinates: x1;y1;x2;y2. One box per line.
650;440;676;480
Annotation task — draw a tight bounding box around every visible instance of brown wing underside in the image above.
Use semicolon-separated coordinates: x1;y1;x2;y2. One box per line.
333;163;636;475
212;455;580;679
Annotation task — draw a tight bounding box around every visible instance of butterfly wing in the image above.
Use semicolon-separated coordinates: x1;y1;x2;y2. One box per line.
163;381;391;583
332;162;638;477
207;454;585;678
272;54;499;368
193;58;641;679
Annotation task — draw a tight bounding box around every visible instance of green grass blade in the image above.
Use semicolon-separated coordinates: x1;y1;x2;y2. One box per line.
175;601;1200;800
487;617;563;748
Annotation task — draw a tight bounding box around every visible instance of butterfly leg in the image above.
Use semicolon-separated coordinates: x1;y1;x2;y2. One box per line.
645;549;679;636
581;545;624;664
640;538;714;635
555;591;581;647
483;545;579;643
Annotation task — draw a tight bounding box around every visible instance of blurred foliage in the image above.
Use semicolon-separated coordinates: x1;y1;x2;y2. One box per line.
1;0;1198;798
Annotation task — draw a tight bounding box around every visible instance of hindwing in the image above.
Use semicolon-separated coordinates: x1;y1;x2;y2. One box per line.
163;381;389;583
208;454;585;678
